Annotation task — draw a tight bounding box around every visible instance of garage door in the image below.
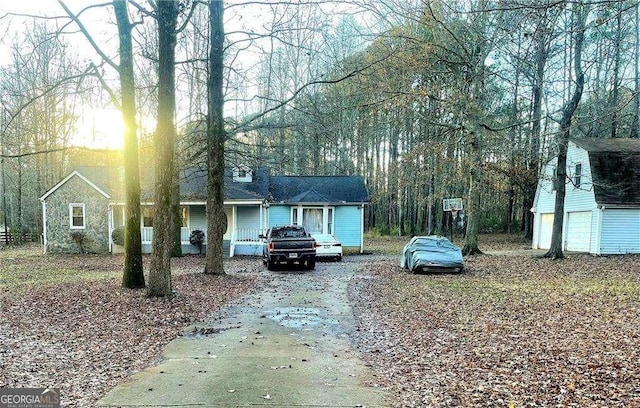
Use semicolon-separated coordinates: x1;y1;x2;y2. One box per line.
566;211;592;252
539;213;554;249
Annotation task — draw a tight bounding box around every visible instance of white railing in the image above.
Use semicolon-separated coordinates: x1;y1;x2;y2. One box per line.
141;227;154;243
234;228;264;243
142;227;208;244
141;227;263;244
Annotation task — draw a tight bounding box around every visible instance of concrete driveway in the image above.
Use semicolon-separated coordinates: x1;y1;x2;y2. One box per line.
98;258;389;407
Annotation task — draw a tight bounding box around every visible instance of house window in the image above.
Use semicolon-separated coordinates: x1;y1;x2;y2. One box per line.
303;208;323;233
574;163;582;188
232;166;252;182
290;206;335;234
69;203;86;229
142;207;154;227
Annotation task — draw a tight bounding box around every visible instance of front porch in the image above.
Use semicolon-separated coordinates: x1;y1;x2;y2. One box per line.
140;227;265;256
109;202;267;257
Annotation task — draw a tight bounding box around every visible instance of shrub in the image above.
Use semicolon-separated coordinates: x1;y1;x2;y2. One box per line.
111;227;125;246
69;231;91;253
189;230;205;254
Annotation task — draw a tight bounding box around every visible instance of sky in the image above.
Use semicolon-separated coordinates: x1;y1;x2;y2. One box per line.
0;1;375;150
1;1;138;150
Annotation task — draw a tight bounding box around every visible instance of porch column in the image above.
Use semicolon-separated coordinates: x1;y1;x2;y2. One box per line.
108;205;113;253
230;205;237;257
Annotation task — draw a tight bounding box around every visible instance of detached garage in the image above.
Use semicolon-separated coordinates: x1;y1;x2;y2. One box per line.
532;138;640;255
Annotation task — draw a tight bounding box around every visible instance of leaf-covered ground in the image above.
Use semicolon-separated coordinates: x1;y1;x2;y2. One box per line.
349;252;640;407
0;249;259;407
3;238;640;407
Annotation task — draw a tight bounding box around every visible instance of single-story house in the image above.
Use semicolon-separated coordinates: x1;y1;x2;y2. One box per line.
531;138;640;255
40;165;369;256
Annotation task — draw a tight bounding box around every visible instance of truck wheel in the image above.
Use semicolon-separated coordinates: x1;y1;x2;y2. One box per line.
307;257;316;270
266;258;274;271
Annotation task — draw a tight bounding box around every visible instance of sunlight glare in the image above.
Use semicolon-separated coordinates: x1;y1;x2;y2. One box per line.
73;109;125;151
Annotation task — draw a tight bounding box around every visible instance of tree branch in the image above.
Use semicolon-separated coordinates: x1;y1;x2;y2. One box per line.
58;0;119;71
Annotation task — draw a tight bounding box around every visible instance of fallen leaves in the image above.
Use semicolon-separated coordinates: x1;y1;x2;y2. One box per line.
0;254;258;407
349;253;640;407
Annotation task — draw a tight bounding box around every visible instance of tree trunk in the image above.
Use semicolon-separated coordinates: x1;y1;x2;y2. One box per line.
115;0;145;289
632;1;640;138
171;170;183;257
525;17;550;240
610;2;622;139
462;129;483;255
148;0;179;297
544;3;586;260
205;0;226;275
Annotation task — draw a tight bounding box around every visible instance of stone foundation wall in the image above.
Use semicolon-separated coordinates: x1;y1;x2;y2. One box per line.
44;176;109;254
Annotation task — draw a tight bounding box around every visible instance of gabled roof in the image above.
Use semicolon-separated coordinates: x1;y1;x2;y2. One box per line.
177;167;270;201
269;176;368;204
288;189;330;203
571;138;640;206
40;167;118;201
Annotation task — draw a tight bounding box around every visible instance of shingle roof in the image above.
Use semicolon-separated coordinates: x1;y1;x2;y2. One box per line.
49;166;369;205
268;176;369;204
571;138;640;206
178;167;271;201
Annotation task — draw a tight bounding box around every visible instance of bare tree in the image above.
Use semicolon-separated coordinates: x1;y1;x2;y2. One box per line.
544;2;588;260
148;0;179;297
59;0;145;287
205;0;226;275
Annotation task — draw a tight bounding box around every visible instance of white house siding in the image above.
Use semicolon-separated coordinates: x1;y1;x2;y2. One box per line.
564;143;597;213
599;209;640;254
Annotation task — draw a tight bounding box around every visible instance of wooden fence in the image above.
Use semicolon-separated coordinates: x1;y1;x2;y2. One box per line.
0;231;35;246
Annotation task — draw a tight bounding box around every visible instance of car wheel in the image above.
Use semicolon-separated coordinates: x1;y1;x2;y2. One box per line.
336;255;342;262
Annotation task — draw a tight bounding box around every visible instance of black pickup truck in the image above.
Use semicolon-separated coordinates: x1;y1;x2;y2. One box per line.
260;225;317;270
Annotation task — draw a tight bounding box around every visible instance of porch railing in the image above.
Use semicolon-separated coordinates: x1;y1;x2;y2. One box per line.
141;227;264;244
180;227;206;244
234;228;264;243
